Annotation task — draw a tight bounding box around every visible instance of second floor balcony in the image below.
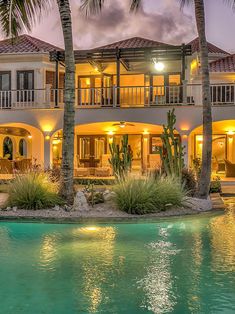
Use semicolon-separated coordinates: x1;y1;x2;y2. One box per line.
0;83;234;110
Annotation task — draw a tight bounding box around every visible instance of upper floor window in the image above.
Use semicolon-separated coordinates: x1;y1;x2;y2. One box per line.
17;70;34;90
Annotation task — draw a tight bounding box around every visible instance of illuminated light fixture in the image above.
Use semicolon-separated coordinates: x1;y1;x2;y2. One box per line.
94;66;99;72
143;130;149;135
107;131;114;136
154;60;165;72
112;122;135;128
227;130;235;136
28;135;32;139
45;135;50;140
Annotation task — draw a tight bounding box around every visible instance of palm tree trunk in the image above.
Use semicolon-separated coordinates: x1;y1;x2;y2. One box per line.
56;0;75;204
194;0;212;199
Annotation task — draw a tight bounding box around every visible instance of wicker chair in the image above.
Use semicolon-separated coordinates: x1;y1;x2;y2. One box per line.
0;159;13;174
148;154;161;172
14;159;32;173
94;154;112;177
225;159;235;177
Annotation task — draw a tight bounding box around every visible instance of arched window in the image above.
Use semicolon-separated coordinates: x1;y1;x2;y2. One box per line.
19;139;27;157
3;137;13;160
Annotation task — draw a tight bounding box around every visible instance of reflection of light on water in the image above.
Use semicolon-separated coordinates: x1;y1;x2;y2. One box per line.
39;234;58;269
210;204;235;272
138;227;179;314
73;226;116;313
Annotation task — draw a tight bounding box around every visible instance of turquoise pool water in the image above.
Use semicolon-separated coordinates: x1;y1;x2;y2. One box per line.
0;209;235;313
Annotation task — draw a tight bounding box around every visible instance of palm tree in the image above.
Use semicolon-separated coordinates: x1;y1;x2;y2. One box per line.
0;0;75;204
81;0;213;199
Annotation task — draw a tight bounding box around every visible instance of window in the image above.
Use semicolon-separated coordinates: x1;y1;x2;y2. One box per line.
3;137;13;160
0;71;11;108
19;139;27;157
17;70;34;102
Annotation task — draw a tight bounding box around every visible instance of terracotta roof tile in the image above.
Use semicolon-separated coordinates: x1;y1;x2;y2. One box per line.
210;54;235;72
188;37;229;55
0;34;61;54
95;36;174;49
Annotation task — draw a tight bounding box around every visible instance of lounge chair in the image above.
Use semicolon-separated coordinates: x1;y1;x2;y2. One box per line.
225;159;235;177
94;154;112;177
147;154;161;172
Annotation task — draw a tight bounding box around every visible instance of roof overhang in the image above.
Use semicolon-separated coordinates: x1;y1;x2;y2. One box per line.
50;44;192;64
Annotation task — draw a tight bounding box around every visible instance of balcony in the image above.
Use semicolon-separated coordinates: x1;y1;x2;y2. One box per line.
0;83;234;109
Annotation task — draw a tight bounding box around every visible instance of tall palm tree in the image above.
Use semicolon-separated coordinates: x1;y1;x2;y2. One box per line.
0;0;75;204
81;0;213;199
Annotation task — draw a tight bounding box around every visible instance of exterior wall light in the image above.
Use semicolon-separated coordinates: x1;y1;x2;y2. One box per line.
45;133;50;140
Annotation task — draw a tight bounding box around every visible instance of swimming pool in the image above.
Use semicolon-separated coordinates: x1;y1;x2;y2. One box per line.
0;208;235;313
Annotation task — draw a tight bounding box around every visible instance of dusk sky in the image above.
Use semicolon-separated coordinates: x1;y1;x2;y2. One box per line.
29;0;235;52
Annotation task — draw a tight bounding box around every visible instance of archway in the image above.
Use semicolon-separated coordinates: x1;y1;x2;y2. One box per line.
52;121;180;176
189;120;235;177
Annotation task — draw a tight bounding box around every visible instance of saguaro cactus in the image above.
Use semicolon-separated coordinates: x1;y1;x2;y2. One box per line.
109;134;132;179
157;109;185;178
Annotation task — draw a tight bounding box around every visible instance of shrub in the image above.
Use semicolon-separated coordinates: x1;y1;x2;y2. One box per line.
210;176;222;193
113;176;185;215
7;172;64;210
181;168;197;196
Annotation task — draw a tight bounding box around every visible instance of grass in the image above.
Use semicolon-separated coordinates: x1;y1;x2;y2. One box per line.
7;172;64;210
113;176;186;215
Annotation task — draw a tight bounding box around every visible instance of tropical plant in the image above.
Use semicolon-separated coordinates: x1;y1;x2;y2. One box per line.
7;172;64;209
0;0;75;204
113;176;185;215
157;109;185;178
109;135;132;179
210;176;222;193
181;167;197;196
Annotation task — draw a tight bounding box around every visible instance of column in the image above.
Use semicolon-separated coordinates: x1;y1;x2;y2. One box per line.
181;132;189;167
44;135;52;169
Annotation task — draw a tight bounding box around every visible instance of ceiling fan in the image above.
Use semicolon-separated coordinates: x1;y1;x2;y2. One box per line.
112;122;135;128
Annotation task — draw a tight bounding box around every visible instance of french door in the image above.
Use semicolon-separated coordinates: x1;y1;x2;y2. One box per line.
17;70;34;102
0;71;11;108
78;135;107;167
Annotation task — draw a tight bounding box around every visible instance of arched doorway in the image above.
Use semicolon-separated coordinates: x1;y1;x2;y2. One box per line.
3;136;13;160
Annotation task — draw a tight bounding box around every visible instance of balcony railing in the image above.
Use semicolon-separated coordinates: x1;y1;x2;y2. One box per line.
0;84;234;109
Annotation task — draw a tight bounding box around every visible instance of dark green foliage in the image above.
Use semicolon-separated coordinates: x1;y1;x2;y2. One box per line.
109;135;132;179
157;109;185;178
210;177;222;193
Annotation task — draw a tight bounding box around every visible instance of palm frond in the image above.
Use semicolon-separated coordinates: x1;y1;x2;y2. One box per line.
224;0;235;9
80;0;105;16
130;0;142;12
0;0;50;37
178;0;192;9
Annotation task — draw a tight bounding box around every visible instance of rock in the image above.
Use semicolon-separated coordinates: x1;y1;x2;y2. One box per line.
12;206;17;212
6;206;11;211
64;205;72;212
184;197;212;212
53;205;60;211
73;191;89;211
103;190;115;201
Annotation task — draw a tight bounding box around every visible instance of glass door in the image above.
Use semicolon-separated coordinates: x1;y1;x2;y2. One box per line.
78;135;107;168
17;70;34;102
0;71;11;108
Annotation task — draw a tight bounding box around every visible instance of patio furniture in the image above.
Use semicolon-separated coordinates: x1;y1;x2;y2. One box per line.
148;154;161;172
225;159;235;177
0;159;13;174
95;167;111;177
74;167;89;177
215;156;225;173
14;158;32;173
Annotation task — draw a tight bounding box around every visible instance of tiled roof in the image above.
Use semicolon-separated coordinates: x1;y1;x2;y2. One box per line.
95;36;174;49
210;54;235;72
0;34;61;54
188;37;229;55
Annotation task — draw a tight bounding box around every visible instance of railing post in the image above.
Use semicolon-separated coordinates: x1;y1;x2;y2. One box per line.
45;84;52;108
182;80;188;105
113;86;117;107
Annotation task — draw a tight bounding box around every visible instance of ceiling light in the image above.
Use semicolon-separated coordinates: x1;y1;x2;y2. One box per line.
154;61;165;72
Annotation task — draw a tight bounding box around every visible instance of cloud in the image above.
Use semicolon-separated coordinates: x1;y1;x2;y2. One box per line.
31;0;197;49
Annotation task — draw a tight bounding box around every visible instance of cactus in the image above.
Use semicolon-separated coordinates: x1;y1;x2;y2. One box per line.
109;134;132;180
157;109;185;178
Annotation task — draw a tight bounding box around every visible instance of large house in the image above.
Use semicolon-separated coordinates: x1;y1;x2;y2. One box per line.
0;34;234;176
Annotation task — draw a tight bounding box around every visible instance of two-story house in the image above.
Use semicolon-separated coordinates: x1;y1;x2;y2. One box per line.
0;34;234;177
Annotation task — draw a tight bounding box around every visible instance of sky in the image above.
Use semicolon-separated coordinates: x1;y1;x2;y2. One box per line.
24;0;235;53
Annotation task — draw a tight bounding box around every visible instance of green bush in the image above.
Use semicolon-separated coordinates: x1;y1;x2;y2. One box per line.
7;172;64;210
113;176;185;215
210;176;222;193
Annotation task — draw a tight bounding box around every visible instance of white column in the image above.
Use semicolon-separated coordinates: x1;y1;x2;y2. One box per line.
44;136;52;169
181;133;189;168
